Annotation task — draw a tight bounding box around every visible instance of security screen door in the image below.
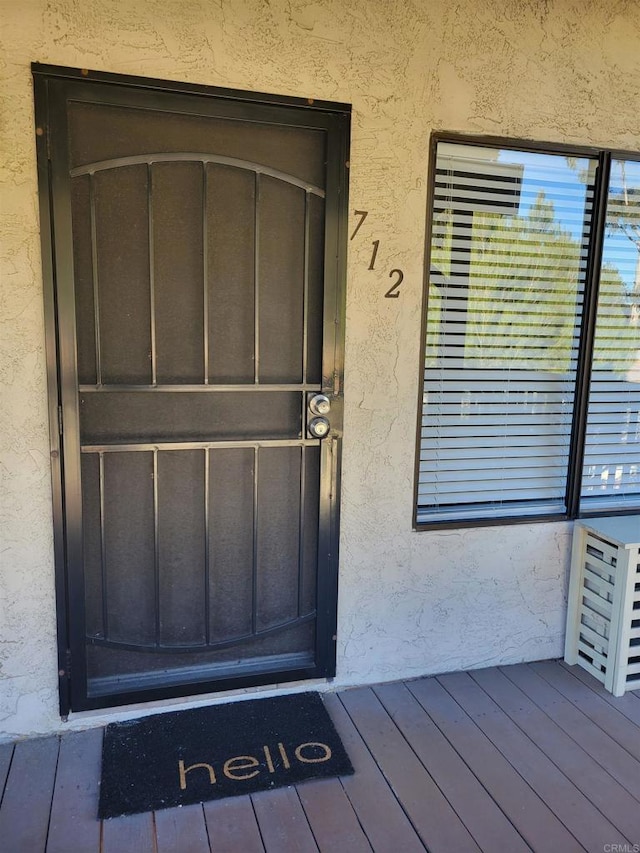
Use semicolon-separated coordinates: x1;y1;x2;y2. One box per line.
34;66;349;713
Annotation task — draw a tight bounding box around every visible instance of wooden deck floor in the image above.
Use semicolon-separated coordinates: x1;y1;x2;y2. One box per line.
1;660;640;852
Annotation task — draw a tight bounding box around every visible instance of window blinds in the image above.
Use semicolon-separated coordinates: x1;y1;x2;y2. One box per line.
581;160;640;510
418;145;596;522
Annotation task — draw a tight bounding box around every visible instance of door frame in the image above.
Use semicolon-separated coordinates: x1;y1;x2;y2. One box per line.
32;63;350;715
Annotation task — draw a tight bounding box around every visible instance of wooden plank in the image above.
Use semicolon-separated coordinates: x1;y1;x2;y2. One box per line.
407;677;583;853
577;640;608;671
339;687;480;853
323;693;425;853
47;728;102;853
0;735;59;853
577;622;609;651
204;795;264;853
502;663;640;804
439;670;624;852
562;661;640;725
375;681;531;852
581;605;610;634
585;551;618;576
252;786;318;853
565;524;587;665
155;803;210;853
583;565;614;592
532;660;640;763
471;667;640;844
0;743;14;803
102;812;156;853
585;536;620;565
581;586;612;617
296;777;372;853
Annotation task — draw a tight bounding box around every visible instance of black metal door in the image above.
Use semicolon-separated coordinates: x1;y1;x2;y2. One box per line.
33;66;349;713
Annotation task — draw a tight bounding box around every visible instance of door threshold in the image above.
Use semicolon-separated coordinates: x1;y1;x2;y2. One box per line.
87;651;316;699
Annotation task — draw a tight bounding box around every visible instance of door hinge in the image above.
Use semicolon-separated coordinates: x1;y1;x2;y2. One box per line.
65;649;72;678
333;371;340;396
57;404;63;435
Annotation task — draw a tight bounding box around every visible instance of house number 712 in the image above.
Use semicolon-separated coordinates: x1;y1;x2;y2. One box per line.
350;210;404;298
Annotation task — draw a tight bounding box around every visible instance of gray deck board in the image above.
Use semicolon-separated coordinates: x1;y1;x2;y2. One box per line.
101;811;155;853
374;681;531;852
533;661;640;763
0;735;59;853
561;661;640;726
322;693;425;853
340;686;481;853
406;676;584;852
4;661;640;852
0;743;14;804
471;667;640;844
504;663;640;803
297;777;372;853
439;669;621;853
204;796;264;853
251;786;318;852
46;728;102;853
155;803;211;853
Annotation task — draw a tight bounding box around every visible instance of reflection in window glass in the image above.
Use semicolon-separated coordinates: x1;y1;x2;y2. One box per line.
581;160;640;508
420;144;597;521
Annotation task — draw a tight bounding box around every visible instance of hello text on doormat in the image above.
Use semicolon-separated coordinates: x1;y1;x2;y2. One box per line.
98;692;354;818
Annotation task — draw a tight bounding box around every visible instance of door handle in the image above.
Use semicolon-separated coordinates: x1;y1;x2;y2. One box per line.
308;394;331;416
308;416;330;438
307;394;331;438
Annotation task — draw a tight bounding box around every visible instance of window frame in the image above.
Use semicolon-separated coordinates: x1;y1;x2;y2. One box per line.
414;132;640;530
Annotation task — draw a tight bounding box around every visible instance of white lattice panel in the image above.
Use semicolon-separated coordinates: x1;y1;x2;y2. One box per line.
565;516;640;696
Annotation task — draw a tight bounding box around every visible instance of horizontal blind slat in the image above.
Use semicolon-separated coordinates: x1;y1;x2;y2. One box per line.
420;143;592;519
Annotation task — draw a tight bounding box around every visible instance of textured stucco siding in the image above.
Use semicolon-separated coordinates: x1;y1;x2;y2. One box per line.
1;0;639;737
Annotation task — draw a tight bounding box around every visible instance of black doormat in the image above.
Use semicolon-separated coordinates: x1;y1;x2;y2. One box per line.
98;692;353;818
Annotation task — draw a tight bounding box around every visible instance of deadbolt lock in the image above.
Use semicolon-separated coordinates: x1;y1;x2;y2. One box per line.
308;393;331;416
308;417;330;439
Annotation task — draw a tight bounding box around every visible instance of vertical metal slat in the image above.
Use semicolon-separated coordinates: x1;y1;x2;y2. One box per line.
99;451;108;639
202;162;209;385
89;174;102;385
301;192;311;436
153;448;160;645
204;447;211;645
148;163;157;386
298;445;306;617
567;153;611;516
302;191;310;384
252;445;259;633
254;172;260;384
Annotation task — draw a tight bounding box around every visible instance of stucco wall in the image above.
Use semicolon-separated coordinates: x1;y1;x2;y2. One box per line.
1;0;639;737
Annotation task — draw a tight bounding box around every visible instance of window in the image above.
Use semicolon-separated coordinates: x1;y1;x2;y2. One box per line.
415;137;640;526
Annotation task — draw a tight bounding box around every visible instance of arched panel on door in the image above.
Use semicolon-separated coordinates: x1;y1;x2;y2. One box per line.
33;65;350;712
